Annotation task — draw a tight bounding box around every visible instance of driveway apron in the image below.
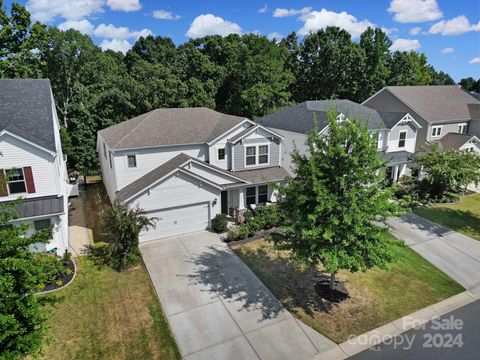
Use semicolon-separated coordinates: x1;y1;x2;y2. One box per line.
140;231;336;359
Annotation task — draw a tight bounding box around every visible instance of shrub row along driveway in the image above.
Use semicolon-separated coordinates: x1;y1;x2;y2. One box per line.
140;231;336;360
388;213;480;294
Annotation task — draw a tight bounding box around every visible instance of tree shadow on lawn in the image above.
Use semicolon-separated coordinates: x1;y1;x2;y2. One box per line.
188;243;338;320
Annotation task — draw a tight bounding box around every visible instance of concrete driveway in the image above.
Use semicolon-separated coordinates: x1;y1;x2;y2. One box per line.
140;231;336;360
388;213;480;294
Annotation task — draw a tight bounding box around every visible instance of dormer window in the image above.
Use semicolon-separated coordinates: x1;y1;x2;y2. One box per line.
245;144;269;166
398;131;407;148
431;126;442;138
127;155;137;168
458;124;468;134
218;148;225;160
246;146;256;165
259;145;268;164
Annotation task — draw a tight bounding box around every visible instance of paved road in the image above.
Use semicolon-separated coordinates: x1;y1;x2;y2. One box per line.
140;231;336;360
388;213;480;294
350;300;480;360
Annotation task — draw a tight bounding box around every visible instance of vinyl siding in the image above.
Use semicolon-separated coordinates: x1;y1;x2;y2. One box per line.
98;134;118;202
185;162;238;185
429;121;471;140
469;120;480;137
387;122;417;153
232;129;281;171
208;121;251;170
270;129;308;176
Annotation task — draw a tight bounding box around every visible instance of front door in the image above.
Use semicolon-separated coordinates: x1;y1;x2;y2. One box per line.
221;191;228;215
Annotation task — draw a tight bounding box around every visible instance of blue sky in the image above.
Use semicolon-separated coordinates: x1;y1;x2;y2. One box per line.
4;0;480;81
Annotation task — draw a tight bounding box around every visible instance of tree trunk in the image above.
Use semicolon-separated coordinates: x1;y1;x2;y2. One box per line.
330;273;336;290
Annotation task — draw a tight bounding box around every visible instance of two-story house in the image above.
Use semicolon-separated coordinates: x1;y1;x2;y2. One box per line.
0;79;70;254
258;100;422;182
97;108;288;241
363;85;480;153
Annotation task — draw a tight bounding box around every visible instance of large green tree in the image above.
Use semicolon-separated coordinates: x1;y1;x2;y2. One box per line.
459;77;478;91
387;51;431;86
272;111;401;291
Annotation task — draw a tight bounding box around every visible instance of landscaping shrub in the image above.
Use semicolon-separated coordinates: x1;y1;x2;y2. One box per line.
225;224;252;242
33;254;64;289
211;213;228;233
88;242;110;265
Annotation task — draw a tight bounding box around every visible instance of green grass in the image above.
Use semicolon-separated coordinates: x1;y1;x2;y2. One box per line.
233;233;464;344
413;193;480;241
38;258;180;360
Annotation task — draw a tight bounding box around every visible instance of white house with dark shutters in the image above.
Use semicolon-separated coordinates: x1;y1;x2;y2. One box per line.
0;79;70;254
97;108;287;241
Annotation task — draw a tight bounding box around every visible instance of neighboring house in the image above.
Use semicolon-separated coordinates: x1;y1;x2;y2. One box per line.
97;108;288;241
438;133;480;154
0;79;70;255
258;100;422;182
363;85;480;152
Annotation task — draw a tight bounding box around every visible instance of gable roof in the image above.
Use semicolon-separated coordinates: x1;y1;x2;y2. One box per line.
384;86;480;122
228;124;284;144
99;107;247;150
438;133;479;150
257;100;387;134
0;79;56;152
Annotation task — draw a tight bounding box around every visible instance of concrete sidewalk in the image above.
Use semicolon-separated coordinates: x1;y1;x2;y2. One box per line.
140;231;336;360
67;190;90;257
388;213;480;294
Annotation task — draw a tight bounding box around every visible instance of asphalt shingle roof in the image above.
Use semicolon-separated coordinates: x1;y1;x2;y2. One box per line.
438;133;476;150
378;111;409;129
99;107;247;150
233;167;290;183
0;79;56;152
386;86;480;122
257;100;388;134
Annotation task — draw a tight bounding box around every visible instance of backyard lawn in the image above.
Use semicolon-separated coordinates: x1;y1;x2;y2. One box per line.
232;233;464;343
38;258;180;360
413;193;480;241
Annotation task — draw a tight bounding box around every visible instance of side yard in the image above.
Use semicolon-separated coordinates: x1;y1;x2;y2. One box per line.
413;193;480;241
232;232;464;344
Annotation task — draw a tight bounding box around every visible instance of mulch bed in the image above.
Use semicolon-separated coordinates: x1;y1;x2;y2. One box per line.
38;259;76;293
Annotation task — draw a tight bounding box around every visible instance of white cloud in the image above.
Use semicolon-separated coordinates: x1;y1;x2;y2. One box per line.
100;39;132;53
428;15;480;36
273;7;312;18
93;23;152;40
186;14;242;38
441;47;454;54
106;0;141;12
298;9;374;38
258;4;268;14
267;32;283;41
409;27;422;35
57;19;94;34
389;38;421;51
26;0;104;22
152;10;180;20
382;27;398;35
388;0;442;23
469;57;480;64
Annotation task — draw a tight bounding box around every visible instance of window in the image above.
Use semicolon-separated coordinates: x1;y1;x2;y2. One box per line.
5;168;26;194
458;124;468;134
34;219;51;231
246;187;256;205
258;185;268;204
127;155;137;168
259;145;268;164
109;152;113;169
398;131;407;148
103;143;107;158
431;126;442;137
218;148;225;160
246;146;256;166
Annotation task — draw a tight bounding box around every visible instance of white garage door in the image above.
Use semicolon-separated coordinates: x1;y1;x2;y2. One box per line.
139;202;210;242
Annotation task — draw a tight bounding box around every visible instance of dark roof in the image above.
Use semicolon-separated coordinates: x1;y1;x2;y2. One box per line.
469;92;480;101
438;133;476;150
116;153;191;202
385;86;480;122
233;167;290;183
99;107;247;150
8;195;64;219
257;100;387;134
228;125;256;143
378;111;408;129
0;79;56;152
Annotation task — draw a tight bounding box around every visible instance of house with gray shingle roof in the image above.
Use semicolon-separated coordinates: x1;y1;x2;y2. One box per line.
258;100;422;182
97;107;287;241
0;79;70;255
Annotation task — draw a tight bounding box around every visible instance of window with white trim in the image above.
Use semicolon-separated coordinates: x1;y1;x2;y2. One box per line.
258;185;268;204
127;154;137;168
398;131;407;148
34;219;51;231
218;148;225;160
458;124;468;134
4;168;26;194
431;126;442;137
246;146;256;166
246;187;256;205
259;145;268;164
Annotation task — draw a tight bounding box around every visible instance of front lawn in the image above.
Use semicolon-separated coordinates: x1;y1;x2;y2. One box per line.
413;193;480;241
39;258;180;360
232;234;464;343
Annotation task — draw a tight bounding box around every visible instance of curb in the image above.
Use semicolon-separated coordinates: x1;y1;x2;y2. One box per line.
36;258;77;295
312;290;479;359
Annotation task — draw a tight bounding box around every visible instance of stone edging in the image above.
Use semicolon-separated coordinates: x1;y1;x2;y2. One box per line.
312;290;480;359
35;258;77;295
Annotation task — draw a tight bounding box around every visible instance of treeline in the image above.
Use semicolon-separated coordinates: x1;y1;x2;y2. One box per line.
0;2;475;174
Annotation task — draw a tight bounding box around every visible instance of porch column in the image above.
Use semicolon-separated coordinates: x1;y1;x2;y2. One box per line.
393;165;399;182
238;188;246;210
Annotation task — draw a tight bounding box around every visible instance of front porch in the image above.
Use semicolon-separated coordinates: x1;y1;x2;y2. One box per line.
221;183;278;219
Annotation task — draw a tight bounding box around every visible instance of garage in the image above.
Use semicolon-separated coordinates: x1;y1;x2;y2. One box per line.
139;202;210;242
